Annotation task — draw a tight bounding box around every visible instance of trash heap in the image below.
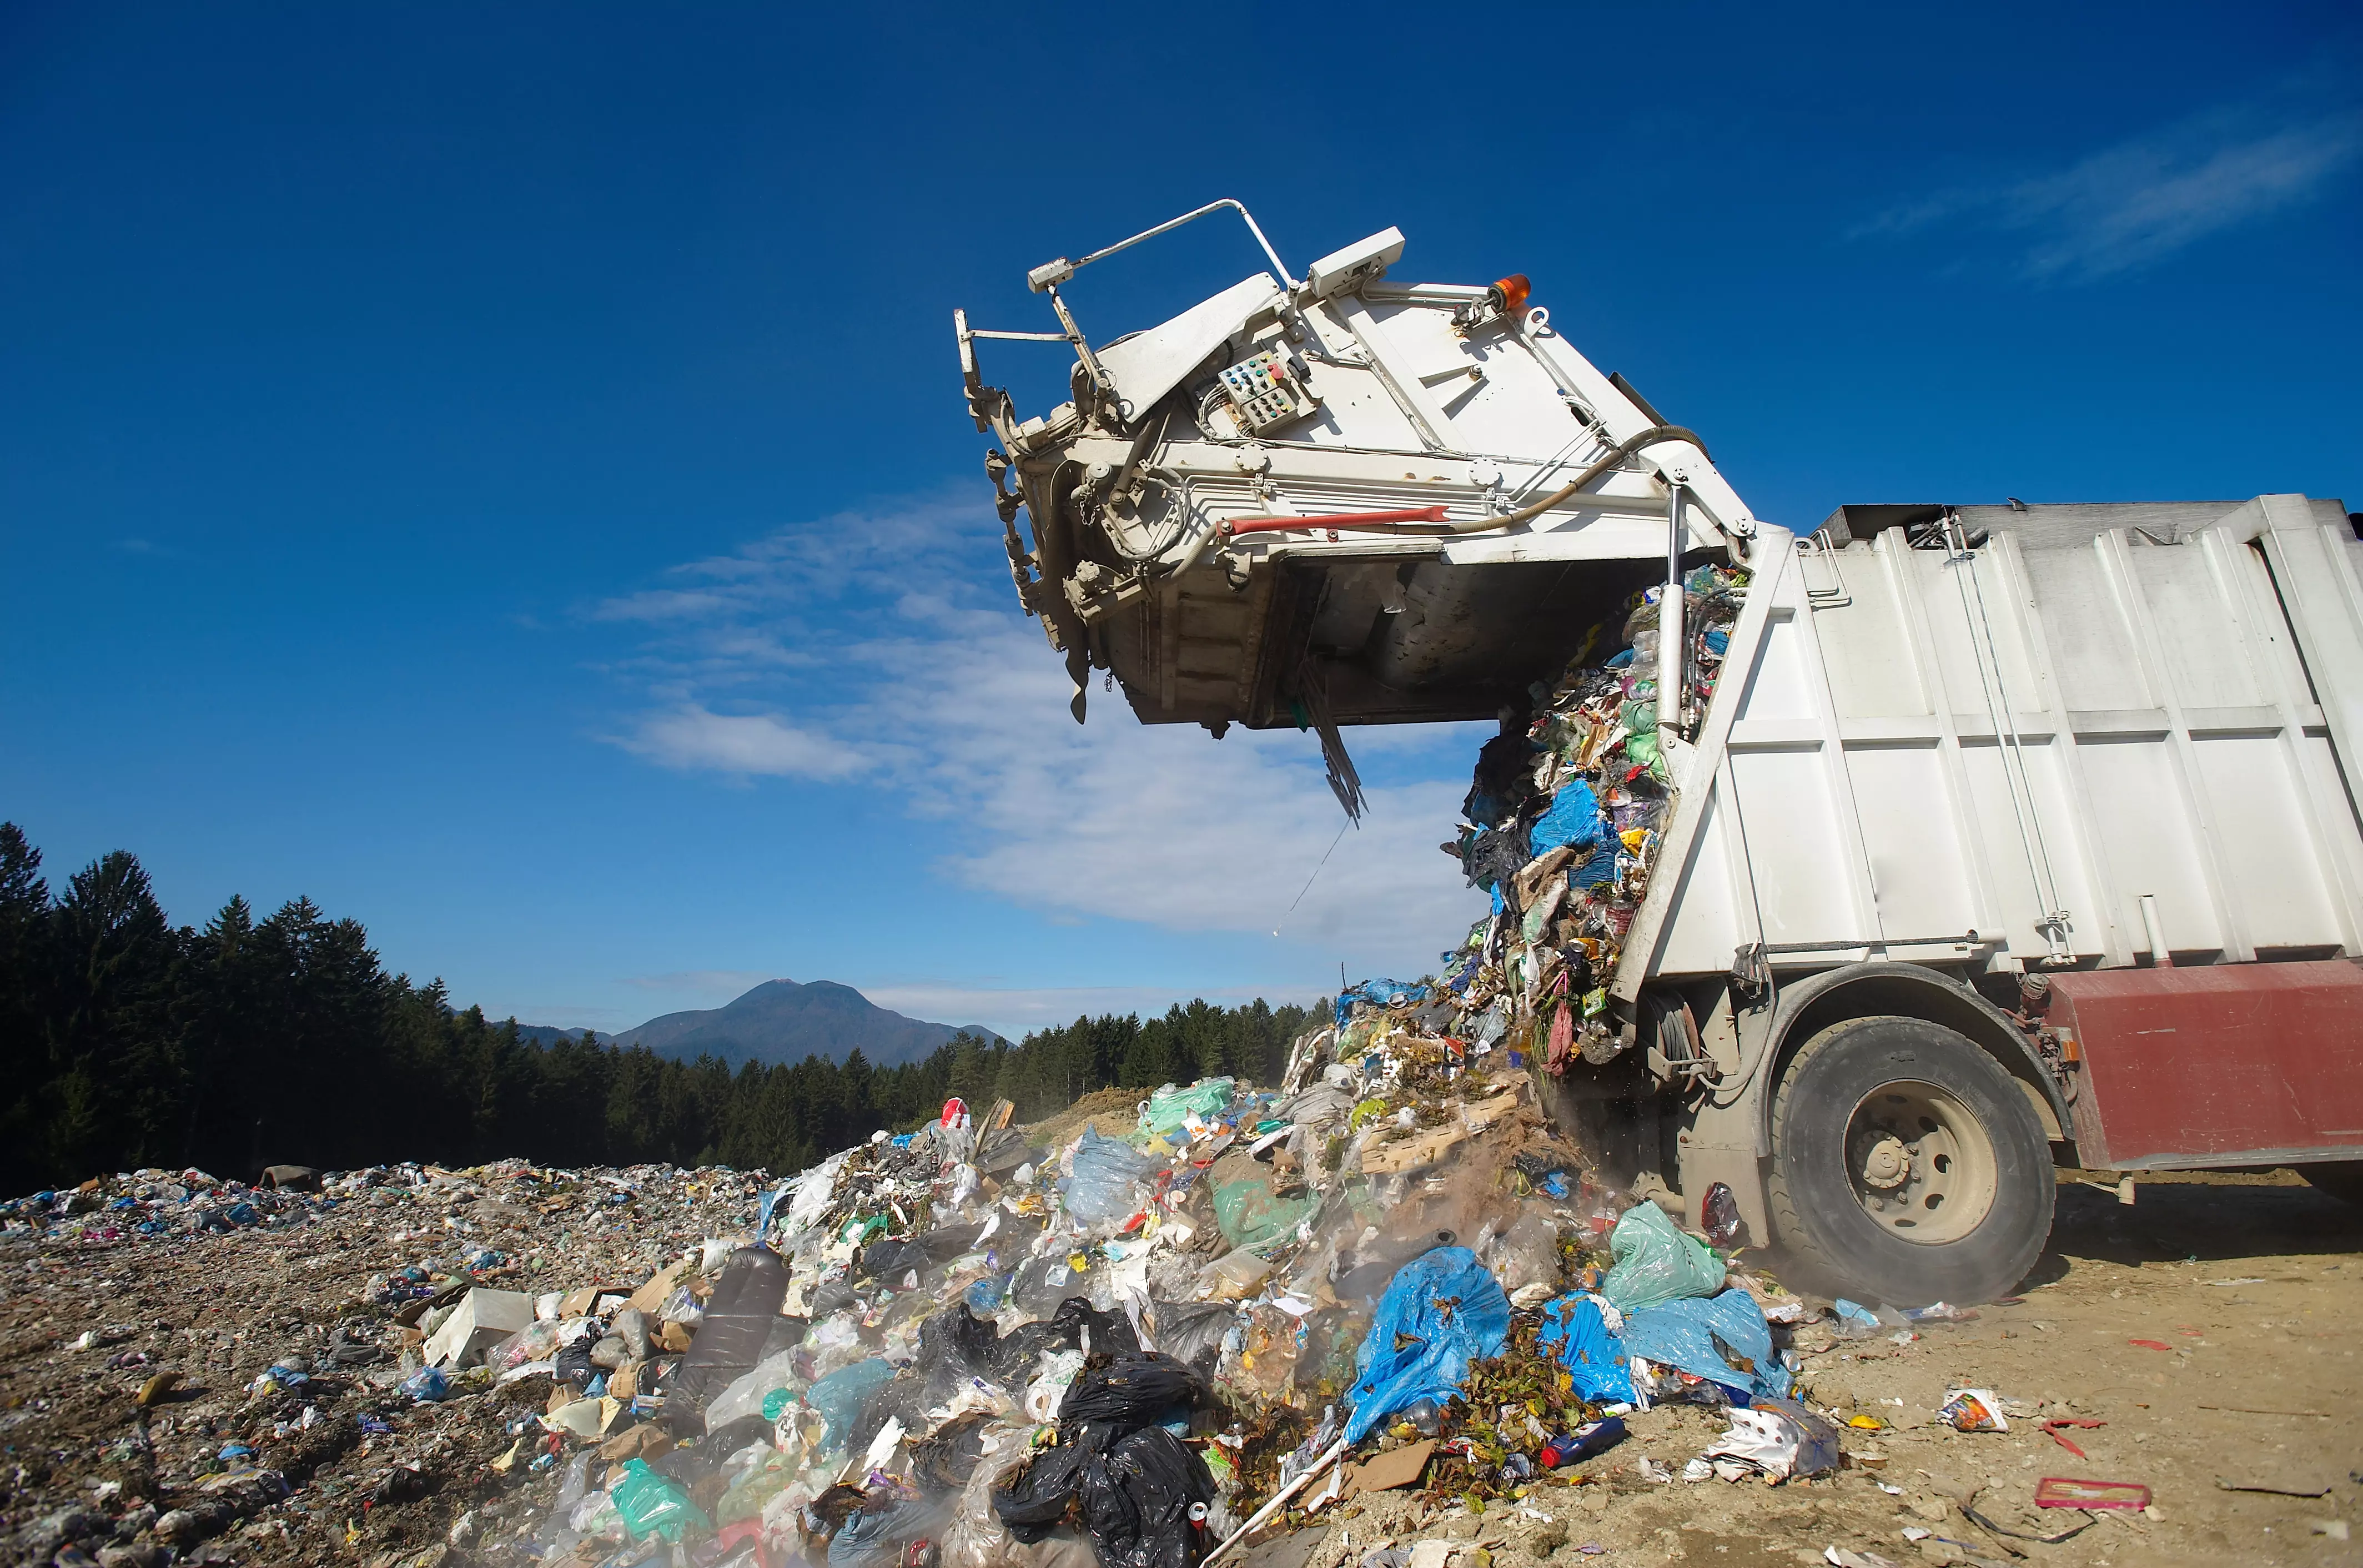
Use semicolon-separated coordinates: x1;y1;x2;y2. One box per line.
1437;564;1750;1072
418;998;1838;1568
1;1168;323;1244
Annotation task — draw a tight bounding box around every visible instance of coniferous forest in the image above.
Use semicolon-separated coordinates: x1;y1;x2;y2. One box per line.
0;823;1316;1193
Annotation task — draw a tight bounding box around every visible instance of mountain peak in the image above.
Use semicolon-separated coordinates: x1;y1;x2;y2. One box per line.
604;979;1000;1069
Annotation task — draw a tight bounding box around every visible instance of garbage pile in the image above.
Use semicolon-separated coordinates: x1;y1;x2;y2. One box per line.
0;1159;774;1265
374;1014;1838;1568
1;1168;324;1245
1436;564;1750;1072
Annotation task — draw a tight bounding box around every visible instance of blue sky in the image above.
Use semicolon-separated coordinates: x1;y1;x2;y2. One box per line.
4;3;2358;1039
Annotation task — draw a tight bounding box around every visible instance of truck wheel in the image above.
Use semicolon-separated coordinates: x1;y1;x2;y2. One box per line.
2300;1162;2363;1205
1766;1015;2053;1305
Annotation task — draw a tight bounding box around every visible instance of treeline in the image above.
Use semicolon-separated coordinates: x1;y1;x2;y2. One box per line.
0;824;1316;1192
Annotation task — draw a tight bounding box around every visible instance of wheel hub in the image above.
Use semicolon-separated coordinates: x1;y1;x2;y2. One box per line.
1857;1133;1911;1190
1843;1080;2000;1247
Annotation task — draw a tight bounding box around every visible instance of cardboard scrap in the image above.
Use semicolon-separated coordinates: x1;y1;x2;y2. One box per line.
626;1257;692;1314
1360;1125;1467;1174
1346;1439;1435;1496
600;1423;672;1462
1459;1087;1525;1135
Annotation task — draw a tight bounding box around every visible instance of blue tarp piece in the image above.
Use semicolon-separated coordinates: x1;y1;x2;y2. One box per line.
1334;978;1427;1025
1621;1289;1791;1403
1341;1248;1511;1443
1535;1294;1635;1403
1529;780;1606;856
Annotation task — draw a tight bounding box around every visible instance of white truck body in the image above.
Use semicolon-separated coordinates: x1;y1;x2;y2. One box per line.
1628;496;2363;993
960;206;2363;1297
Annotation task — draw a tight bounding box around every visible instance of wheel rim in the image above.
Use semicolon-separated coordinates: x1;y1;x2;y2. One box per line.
1844;1079;1998;1245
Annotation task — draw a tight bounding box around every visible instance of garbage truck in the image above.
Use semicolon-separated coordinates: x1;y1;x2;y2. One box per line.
953;201;2363;1304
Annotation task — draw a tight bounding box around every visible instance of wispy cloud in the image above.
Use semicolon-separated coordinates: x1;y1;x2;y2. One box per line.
617;705;867;780
588;494;1488;971
110;537;191;559
856;981;1327;1039
620;969;779;1000
1856;101;2362;281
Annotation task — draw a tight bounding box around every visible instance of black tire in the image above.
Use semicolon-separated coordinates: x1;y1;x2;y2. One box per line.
2301;1162;2363;1205
1765;1015;2054;1305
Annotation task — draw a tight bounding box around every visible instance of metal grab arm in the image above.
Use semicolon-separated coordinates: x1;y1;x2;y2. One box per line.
1030;199;1299;293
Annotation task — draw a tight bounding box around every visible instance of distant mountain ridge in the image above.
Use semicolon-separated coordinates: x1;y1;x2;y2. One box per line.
557;978;1000;1069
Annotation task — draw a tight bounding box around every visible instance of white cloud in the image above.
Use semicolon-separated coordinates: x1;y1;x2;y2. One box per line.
1856;102;2361;281
590;494;1488;974
618;705;867;780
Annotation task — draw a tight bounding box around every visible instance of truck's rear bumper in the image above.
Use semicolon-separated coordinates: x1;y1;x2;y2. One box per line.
2051;961;2363;1169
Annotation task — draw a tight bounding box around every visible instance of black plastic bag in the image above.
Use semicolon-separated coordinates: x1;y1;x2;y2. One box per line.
993;1439;1102;1541
862;1221;987;1284
1145;1302;1236;1380
996;1425;1211;1568
908;1410;993;1495
916;1303;1009;1392
1094;1426;1213;1568
1057;1351;1200;1435
996;1296;1140;1381
553;1338;597;1388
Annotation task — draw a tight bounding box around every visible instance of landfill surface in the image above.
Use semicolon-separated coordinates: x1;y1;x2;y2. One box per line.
1;1112;2357;1568
6;581;2360;1568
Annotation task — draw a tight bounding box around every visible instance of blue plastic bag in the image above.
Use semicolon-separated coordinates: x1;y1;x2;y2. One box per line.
1621;1290;1791;1403
1334;978;1427;1025
806;1358;896;1453
1535;1294;1635;1404
1529;780;1605;856
1342;1248;1510;1443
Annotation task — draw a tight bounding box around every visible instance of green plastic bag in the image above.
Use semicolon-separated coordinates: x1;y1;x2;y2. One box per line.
612;1458;713;1544
1214;1173;1315;1254
1139;1078;1235;1138
1599;1202;1724;1314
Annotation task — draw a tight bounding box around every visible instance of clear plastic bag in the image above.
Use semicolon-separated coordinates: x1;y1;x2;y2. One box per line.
941;1429;1099;1568
1490;1213;1562;1296
486;1319;564;1372
1600;1203;1723;1314
1061;1129;1157;1226
1021;1348;1086;1421
703;1346;803;1433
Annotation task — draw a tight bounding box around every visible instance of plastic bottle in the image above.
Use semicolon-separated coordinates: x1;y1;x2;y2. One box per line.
665;1244;789;1428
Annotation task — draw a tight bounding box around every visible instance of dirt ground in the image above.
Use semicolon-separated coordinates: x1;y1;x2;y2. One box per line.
0;1164;2355;1567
